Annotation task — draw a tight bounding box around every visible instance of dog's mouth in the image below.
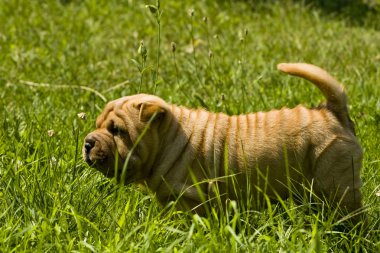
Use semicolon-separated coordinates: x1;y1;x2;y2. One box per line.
82;138;139;185
85;153;107;166
85;155;95;166
97;166;137;185
85;154;136;184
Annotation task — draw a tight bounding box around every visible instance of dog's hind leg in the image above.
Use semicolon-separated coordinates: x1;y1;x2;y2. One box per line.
313;136;364;223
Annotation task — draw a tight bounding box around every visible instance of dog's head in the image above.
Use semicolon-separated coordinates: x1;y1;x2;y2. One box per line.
83;94;168;184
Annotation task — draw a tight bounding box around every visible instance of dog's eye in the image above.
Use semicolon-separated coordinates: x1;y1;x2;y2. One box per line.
108;121;127;136
108;123;119;135
110;125;126;136
110;126;119;135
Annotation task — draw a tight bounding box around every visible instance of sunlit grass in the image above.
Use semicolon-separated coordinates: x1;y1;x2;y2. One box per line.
0;0;379;252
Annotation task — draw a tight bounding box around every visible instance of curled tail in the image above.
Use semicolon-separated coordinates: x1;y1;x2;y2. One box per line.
277;63;354;133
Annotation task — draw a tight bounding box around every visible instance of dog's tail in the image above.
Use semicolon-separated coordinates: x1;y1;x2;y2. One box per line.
277;63;355;133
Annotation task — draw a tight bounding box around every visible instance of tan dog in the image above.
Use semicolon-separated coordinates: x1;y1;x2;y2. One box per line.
83;63;364;222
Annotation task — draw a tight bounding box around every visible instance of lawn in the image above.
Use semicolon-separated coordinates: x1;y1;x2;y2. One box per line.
0;0;379;252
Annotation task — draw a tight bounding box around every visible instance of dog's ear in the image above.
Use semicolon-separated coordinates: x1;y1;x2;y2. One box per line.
134;101;166;122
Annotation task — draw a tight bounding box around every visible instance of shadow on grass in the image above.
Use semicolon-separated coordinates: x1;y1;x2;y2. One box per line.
58;0;380;29
241;0;380;29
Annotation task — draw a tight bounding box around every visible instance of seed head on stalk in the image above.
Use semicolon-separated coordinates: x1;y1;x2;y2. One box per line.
138;40;147;63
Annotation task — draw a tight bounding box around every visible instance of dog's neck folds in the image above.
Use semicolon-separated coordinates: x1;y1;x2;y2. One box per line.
146;104;244;192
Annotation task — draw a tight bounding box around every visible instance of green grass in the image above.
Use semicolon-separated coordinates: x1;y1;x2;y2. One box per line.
1;0;380;252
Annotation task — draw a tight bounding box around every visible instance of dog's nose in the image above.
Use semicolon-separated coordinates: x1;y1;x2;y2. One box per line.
85;142;93;152
84;137;95;153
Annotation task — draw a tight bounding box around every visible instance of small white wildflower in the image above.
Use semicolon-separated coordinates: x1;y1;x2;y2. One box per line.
77;112;87;120
50;156;57;166
47;130;55;137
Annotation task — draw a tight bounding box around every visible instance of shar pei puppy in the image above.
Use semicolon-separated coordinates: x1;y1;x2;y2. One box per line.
83;63;364;223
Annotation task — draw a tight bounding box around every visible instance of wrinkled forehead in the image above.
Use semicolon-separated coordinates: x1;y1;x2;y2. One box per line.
95;94;157;128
